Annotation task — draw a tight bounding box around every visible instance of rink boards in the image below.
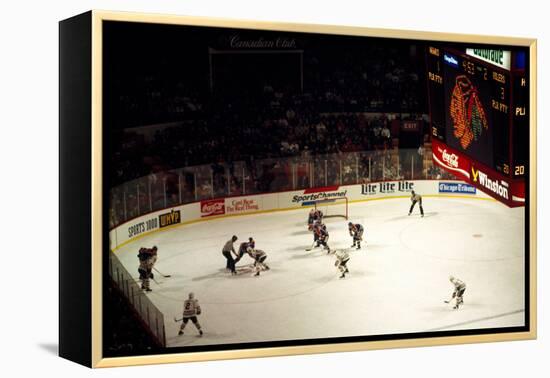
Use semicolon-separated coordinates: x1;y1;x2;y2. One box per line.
110;180;490;251
111;184;525;349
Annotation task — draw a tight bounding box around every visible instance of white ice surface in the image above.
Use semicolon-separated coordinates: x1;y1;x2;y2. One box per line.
115;197;525;348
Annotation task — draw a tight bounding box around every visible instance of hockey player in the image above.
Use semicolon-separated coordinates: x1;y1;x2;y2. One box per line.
222;235;239;275
137;248;150;291
334;249;350;279
235;241;249;264
235;237;256;265
348;222;364;249
248;237;256;250
315;223;331;253
178;292;203;336
137;246;158;292
313;209;324;223
307;209;315;227
247;247;270;276
447;276;467;309
408;190;424;217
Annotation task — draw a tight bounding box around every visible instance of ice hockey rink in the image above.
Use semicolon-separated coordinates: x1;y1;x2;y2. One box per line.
114;196;525;348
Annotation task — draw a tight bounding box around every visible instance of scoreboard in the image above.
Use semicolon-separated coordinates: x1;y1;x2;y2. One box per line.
427;46;528;207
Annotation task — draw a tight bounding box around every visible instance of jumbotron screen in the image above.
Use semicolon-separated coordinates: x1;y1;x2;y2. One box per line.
427;46;529;206
428;47;516;176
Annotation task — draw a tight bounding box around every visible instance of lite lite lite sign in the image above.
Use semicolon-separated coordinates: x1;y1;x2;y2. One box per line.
466;48;511;70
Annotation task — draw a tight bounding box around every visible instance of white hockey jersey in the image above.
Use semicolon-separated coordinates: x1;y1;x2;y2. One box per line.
183;299;201;317
335;250;350;262
451;278;466;291
248;248;266;260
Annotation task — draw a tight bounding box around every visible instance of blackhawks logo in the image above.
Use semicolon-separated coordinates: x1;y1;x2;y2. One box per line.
450;75;489;150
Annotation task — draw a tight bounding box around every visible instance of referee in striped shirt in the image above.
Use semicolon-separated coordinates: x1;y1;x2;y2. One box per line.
408;190;424;217
222;235;238;275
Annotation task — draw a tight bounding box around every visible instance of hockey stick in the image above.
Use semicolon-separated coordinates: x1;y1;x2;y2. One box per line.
174;317;183;322
154;267;171;278
305;241;316;251
151;276;162;285
444;294;456;304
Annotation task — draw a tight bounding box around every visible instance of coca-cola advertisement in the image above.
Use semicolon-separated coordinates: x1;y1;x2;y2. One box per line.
200;199;225;217
432;139;471;181
432;139;525;207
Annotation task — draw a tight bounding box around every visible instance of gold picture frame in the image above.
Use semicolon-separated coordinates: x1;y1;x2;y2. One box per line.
59;10;537;368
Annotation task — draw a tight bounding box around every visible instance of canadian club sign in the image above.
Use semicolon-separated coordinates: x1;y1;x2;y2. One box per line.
431;139;524;207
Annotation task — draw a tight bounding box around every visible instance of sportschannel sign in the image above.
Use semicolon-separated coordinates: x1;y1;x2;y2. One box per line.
292;186;348;206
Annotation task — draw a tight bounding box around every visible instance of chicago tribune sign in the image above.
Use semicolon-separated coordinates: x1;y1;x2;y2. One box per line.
438;182;476;194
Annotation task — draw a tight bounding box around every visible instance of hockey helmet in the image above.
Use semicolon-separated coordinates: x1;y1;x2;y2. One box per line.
188;292;194;299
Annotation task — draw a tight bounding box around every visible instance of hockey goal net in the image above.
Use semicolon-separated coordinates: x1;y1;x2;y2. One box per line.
313;197;348;220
